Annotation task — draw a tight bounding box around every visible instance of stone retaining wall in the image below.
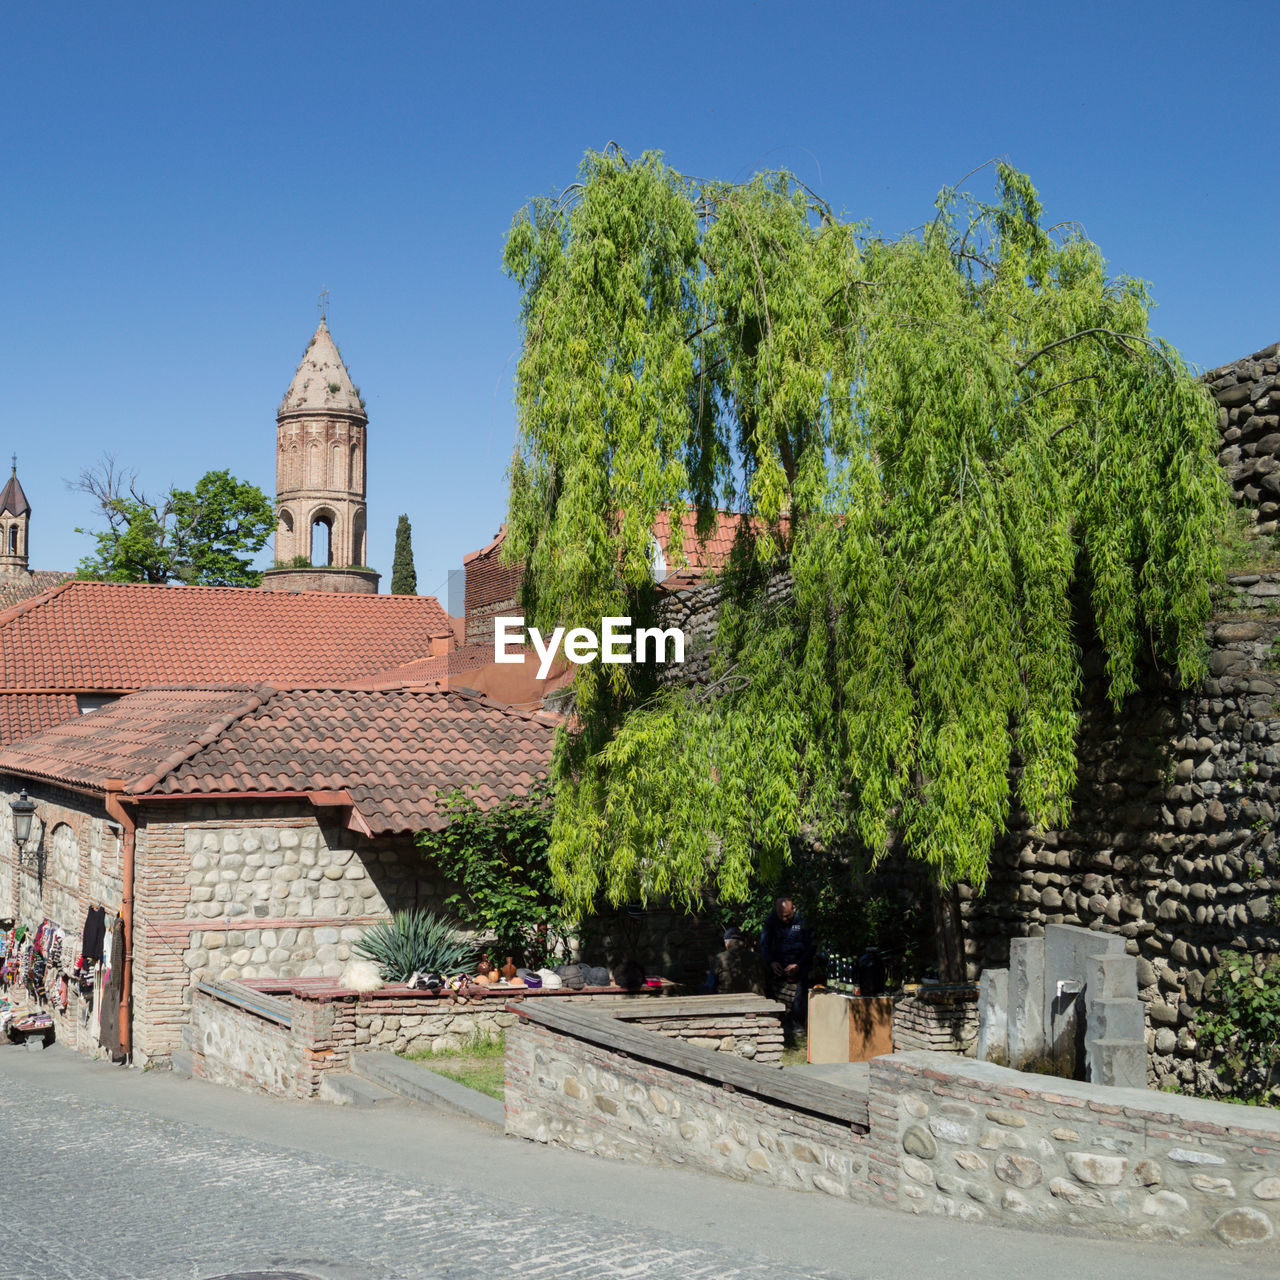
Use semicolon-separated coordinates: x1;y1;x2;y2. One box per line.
507;1008;1280;1249
874;1052;1280;1247
506;1015;872;1195
184;985;783;1098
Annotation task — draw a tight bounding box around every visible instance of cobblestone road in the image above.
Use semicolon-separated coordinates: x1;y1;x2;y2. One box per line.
0;1069;855;1280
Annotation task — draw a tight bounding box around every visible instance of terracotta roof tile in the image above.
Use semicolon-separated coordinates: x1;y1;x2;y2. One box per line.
0;686;266;793
0;692;79;746
0;571;73;613
0;579;452;691
0;685;556;835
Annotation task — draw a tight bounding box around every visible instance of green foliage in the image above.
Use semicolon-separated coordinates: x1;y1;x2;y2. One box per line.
391;513;417;595
705;845;931;981
353;909;477;983
406;1031;507;1100
1219;504;1279;576
415;789;566;967
1196;950;1280;1103
74;459;274;586
504;148;1227;915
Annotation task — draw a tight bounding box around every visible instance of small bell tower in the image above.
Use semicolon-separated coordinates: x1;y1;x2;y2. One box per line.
261;309;380;594
0;459;32;581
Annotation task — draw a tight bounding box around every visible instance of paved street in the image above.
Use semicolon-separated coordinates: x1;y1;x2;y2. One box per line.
0;1044;1264;1280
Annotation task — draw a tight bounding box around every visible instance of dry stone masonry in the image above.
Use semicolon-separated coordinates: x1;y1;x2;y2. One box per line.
1209;341;1280;527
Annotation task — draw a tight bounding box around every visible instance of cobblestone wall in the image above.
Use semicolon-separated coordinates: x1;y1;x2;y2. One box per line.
506;1015;871;1194
135;801;449;1063
1208;341;1280;525
965;583;1280;1096
872;1052;1280;1246
506;1011;1280;1249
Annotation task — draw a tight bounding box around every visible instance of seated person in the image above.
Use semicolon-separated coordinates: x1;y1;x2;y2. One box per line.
700;927;769;995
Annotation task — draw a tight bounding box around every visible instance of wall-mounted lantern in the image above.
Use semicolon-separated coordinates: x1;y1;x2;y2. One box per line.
10;791;36;861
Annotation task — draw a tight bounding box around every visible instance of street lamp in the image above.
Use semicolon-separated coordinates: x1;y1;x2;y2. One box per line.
10;791;36;860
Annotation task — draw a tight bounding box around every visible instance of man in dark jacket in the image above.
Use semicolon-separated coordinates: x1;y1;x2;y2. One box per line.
760;897;815;1040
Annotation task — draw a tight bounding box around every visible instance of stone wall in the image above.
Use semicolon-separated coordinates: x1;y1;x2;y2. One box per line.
134;800;450;1063
893;990;979;1055
507;1007;1280;1249
965;587;1280;1096
506;1012;872;1195
873;1052;1280;1246
184;984;778;1098
1208;341;1280;525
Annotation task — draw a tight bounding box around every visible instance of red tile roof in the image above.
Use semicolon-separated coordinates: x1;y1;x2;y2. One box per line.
0;692;79;746
0;686;264;794
351;643;496;689
0;579;453;690
0;684;556;835
0;570;73;613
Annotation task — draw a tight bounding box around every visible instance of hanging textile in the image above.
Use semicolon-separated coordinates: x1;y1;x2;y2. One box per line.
98;921;125;1057
81;906;105;966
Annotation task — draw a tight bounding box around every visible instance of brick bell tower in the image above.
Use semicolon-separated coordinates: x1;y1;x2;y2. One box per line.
0;460;32;583
260;316;380;594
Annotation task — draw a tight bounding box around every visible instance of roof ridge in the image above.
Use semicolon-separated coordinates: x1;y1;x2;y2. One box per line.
126;684;277;794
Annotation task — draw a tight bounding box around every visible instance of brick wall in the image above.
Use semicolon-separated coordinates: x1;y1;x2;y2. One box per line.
259;567;379;593
463;538;523;646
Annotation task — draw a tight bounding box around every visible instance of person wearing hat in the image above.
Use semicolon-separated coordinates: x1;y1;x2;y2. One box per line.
700;926;769;996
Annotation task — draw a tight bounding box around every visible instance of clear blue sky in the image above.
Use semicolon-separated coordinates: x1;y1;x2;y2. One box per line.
4;2;1273;606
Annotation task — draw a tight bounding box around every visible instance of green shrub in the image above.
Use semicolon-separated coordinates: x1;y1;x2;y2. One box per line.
416;788;567;967
1196;950;1280;1103
354;909;477;982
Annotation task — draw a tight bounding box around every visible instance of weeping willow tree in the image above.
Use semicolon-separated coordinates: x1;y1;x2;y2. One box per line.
503;147;1226;934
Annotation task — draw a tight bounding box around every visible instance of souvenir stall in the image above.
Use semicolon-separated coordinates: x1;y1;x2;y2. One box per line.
0;906;125;1055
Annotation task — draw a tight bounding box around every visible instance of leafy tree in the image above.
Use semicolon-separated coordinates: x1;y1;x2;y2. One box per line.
74;457;274;586
391;513;418;594
503;148;1226;920
415;789;567;968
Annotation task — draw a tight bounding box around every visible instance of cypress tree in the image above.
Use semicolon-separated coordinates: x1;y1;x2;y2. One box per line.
391;514;417;595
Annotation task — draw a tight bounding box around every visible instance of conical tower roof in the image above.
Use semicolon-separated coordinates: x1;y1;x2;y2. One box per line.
0;465;30;517
279;319;365;417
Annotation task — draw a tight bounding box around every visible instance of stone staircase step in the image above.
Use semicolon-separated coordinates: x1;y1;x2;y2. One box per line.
319;1071;401;1107
350;1051;504;1128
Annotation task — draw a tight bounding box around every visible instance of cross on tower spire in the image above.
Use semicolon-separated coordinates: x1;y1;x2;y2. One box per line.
318;288;330;323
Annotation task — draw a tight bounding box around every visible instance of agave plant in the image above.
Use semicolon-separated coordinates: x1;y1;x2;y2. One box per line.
354;910;477;983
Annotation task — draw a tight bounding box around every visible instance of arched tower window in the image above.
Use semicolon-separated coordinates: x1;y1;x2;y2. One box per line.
5;525;13;555
311;514;333;567
352;510;366;565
